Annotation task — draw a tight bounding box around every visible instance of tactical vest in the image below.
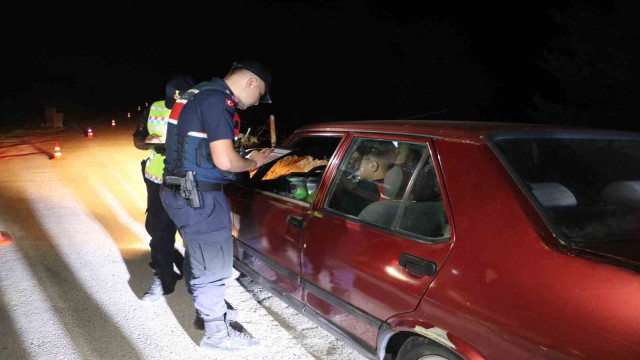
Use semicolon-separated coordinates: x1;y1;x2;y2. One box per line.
144;100;171;183
163;80;236;184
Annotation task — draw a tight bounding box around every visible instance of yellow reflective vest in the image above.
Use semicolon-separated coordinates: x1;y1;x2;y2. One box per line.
144;100;171;183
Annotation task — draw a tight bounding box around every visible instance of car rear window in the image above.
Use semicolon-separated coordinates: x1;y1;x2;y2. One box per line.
491;134;640;264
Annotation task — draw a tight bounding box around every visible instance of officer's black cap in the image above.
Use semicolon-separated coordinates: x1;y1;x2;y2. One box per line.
165;75;195;109
230;60;272;103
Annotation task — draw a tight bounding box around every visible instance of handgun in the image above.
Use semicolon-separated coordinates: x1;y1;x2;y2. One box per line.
164;171;202;208
183;171;202;208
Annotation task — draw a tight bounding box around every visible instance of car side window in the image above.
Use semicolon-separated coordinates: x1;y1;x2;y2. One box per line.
326;138;449;239
326;138;426;228
250;136;342;203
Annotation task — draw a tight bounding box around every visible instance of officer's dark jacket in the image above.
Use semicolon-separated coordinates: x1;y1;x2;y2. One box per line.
163;78;237;184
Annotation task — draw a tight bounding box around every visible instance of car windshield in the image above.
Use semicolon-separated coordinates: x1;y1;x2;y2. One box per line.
491;134;640;263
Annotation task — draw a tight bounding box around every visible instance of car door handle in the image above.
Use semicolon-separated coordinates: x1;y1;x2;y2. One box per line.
399;253;437;277
287;215;305;230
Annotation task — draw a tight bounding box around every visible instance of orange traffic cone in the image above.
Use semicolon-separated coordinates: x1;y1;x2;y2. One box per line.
53;142;62;160
0;231;12;246
87;127;94;138
111;119;116;127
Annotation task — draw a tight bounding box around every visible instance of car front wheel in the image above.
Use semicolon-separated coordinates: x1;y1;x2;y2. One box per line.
396;336;462;360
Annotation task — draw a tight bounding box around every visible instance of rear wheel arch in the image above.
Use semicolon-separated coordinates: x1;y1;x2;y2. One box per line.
379;329;466;360
379;321;481;360
396;336;464;360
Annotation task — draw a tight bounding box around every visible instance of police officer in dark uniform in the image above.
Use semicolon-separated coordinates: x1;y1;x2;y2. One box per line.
160;60;274;352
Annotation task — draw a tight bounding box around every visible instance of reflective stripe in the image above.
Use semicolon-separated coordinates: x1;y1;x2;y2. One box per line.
148;116;168;123
188;131;207;138
168;119;178;125
151;106;169;111
144;171;163;184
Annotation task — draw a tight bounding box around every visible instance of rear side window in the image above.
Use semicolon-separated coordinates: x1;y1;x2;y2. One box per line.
249;135;342;203
491;134;640;263
325;137;449;240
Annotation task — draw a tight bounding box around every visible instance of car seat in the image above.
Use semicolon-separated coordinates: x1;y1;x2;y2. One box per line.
358;166;408;227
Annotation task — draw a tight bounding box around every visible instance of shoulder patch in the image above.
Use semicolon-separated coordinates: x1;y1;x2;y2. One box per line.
226;98;235;108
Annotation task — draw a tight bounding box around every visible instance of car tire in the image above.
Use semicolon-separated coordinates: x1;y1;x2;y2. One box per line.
396;336;462;360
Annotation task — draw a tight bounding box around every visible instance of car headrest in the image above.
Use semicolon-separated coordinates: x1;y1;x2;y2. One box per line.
529;183;577;207
601;181;640;206
382;166;410;200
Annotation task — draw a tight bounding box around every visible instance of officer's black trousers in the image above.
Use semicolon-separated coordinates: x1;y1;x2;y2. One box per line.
142;161;182;277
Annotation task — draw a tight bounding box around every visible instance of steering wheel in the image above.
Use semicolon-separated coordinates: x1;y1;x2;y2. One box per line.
305;165;327;177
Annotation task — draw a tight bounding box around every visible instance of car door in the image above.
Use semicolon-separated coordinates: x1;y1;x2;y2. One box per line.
300;133;455;347
227;133;346;300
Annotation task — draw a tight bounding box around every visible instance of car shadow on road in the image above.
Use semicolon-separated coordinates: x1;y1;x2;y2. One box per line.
0;187;144;360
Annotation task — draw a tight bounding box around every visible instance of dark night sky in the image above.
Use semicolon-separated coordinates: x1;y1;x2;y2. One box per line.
2;0;638;135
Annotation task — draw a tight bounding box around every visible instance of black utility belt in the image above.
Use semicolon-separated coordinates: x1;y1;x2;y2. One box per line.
196;182;223;192
164;182;222;192
163;172;221;208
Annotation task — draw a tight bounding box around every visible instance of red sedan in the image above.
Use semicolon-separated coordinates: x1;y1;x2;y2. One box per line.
226;120;640;360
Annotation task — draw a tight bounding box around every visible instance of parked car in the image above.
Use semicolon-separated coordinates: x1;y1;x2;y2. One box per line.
225;120;640;360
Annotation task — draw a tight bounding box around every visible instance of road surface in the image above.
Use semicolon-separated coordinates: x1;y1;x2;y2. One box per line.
0;117;366;360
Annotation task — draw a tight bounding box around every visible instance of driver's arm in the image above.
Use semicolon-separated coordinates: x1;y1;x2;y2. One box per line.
210;139;273;172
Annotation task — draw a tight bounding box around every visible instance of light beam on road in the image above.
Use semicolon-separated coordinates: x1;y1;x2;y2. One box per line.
0;245;82;360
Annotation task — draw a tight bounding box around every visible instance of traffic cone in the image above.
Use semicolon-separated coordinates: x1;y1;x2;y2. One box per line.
0;231;12;246
111;119;116;127
53;142;62;160
87;127;94;138
127;112;131;118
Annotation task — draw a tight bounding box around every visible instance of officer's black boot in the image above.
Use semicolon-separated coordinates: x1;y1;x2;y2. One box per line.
159;272;180;295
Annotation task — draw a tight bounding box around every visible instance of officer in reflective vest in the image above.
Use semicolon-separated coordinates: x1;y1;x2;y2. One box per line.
133;75;194;302
161;61;275;352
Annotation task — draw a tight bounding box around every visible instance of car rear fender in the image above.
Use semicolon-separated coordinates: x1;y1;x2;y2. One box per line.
378;318;484;360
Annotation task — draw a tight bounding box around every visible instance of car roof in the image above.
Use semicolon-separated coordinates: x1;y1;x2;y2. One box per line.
295;120;637;144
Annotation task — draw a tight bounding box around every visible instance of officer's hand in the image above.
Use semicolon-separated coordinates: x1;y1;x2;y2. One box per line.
249;148;277;168
145;134;164;144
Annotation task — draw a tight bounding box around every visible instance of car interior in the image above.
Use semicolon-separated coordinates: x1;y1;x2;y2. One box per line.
250;136;341;202
328;138;449;239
